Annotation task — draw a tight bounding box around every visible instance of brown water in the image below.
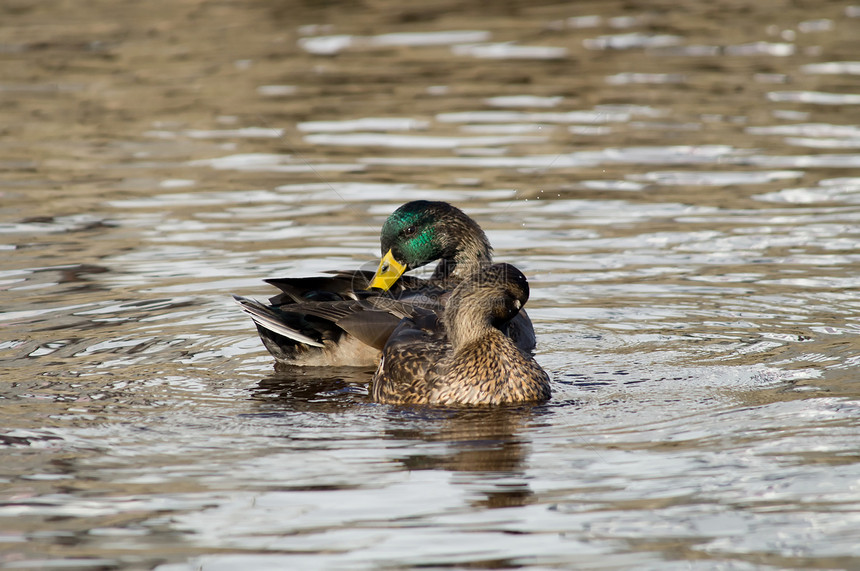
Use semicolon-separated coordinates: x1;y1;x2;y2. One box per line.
2;0;860;569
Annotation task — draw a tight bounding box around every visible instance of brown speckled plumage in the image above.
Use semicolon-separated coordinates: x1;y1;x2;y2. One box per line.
372;264;551;406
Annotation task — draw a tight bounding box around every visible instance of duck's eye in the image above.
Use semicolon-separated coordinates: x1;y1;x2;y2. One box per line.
404;225;416;236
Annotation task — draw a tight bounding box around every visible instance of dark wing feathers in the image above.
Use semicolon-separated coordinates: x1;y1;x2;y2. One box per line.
234;268;448;365
265;271;436;304
264;275;361;304
232;295;325;347
336;312;401;350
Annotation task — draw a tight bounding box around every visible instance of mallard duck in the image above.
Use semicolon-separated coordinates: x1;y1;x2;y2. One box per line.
234;200;535;367
371;263;551;406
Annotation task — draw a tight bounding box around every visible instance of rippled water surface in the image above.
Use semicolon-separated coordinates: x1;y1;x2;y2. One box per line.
2;0;860;568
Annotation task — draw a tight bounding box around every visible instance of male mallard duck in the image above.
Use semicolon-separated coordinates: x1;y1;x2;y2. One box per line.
371;263;551;406
233;201;535;367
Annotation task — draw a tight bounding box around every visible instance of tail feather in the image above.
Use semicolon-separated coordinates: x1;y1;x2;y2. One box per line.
232;295;325;348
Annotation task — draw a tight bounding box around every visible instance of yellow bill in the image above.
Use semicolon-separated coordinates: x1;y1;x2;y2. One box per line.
369;249;407;290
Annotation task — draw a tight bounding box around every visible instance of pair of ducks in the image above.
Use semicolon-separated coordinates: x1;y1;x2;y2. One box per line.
234;201;551;406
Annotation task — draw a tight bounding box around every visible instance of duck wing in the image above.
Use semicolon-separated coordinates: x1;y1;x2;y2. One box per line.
232;295;326;348
265;270;432;304
236;267;448;366
234;275;448;361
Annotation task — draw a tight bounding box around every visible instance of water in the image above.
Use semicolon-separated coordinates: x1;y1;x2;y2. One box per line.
2;0;859;568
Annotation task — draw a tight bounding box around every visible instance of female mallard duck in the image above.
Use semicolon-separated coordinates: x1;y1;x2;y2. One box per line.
233;201;535;367
371;263;551;406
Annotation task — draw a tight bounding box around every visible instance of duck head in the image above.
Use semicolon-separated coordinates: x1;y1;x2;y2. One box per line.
444;263;530;349
369;201;492;290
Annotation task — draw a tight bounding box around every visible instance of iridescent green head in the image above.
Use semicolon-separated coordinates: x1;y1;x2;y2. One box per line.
369;201;492;291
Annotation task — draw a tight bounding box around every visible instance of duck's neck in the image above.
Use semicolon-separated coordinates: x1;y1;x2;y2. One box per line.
431;224;492;285
444;295;499;350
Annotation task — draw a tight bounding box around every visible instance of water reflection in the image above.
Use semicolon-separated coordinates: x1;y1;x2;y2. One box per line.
389;408;538;507
252;366;372;411
253;374;542;508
